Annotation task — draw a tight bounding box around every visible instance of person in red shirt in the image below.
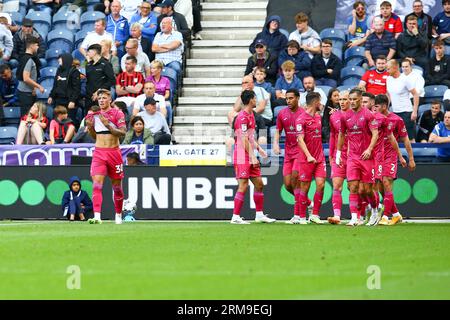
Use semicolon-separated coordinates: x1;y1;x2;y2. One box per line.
359;55;389;95
115;56;144;98
15;101;48;145
47;105;76;144
380;1;403;38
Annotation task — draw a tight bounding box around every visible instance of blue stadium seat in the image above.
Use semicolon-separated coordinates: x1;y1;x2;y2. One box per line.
332;47;343;61
9;12;24;26
342;77;361;86
80;11;105;29
26;10;52;36
320;28;346;49
0;126;18;144
317;85;333;97
72;49;86;63
39;78;54;92
46;48;68;67
279;28;289;40
74;29;89;49
274;105;287;119
52;9;80;31
340;66;365;82
337;85;357;92
39;66;58;81
47;29;75;53
423;85;448;103
412;64;424;75
418;104;431;117
36;87;51;100
344;46;366;67
1;107;21;126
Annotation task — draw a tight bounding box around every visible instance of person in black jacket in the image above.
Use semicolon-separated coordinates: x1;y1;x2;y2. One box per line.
403;0;433;40
249;15;288;57
311;39;343;88
245;39;278;85
48;53;81;128
425;40;450;87
62;176;93;221
417;100;444;142
10;18;46;69
156;0;191;43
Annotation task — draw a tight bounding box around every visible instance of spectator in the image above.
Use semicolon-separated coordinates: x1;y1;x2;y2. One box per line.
288;12;321;59
0;17;13;64
62;176;92;221
121;38;151;78
120;0;143;21
156;0;191;42
72;105;97;143
425;40;450;87
429;110;450;161
152;17;184;76
130;22;153;61
174;0;194;35
311;39;343;88
386;59;420;142
322;88;340;143
132;81;167;117
347;1;370;48
418;100;444;142
79;19;116;59
191;0;203;40
137;97;172;144
145;60;171;102
365;17;396;68
106;0;130;60
274;60;303;106
16;36;44;116
244;39;278;85
253;67;275;102
48;53;81;128
299;76;327;106
404;0;433;40
10;19;46;69
126;151;145;165
249;15;288;57
401;58;425;103
0;12;19;34
379;1;403;38
277;40;311;82
101;39;121;76
116;56;145;98
47;105;76;144
0;64;18;107
122;115;154;145
432;0;450;45
29;0;54;16
444;89;450;111
359;55;389;95
129;1;158;44
15;101;48;145
396;15;429;72
112;100;131;127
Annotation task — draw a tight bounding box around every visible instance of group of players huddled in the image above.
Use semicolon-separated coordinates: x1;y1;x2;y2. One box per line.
231;88;415;226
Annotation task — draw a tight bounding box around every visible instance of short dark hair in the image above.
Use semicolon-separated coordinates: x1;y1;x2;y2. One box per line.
54;105;68;116
0;64;11;74
380;1;392;8
362;92;375;101
375;55;387;62
374;94;389;106
431;100;442;108
434;39;445;47
112;100;128;114
286;40;300;50
322;39;333;47
401;58;412;66
87;43;102;55
126;55;138;64
286;88;300;97
25;35;39;48
306;92;321;105
349;88;363;97
443;0;450;6
130;116;145;127
353;1;366;9
241;90;256;105
96;18;106;26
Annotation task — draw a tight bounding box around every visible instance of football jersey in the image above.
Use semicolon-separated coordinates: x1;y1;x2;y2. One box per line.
276;107;304;160
384;112;407;160
361;69;389;95
295;111;325;162
373;112;389;159
329;110;348;160
382;13;403;34
87;107;126;133
234;110;256;162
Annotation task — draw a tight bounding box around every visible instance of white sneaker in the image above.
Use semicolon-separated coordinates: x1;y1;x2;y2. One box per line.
193;33;202;40
231;216;250;224
255;214;276;223
358;217;365;226
286;216;301;224
307;202;314;216
299;218;308;225
346;219;359;226
366;211;379;226
309;215;324;224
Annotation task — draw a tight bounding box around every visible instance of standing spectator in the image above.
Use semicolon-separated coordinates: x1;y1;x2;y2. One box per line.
129;1;158;44
274;61;303;106
322;88;340;143
137;97;172;144
249;15;288;57
386;59;420;142
347;1;370;48
106;0;130;60
191;0;203;40
396;15;429;72
16;36;44;116
379;1;403;38
15;102;48;145
288;12;321;59
120;0;143;21
429;110;450;162
156;0;191;42
299;76;327;106
359;55;389;95
311;39;343;88
152;17;184;76
47;105;76;144
10;19;46;69
0;17;13;64
79;19;116;59
417;101;444;142
432;0;450;45
277;40;311;82
145;60;171;102
121;38;151;77
244;39;278;85
425;39;450;87
365;17;396;68
62;176;92;221
133;81;167;117
404;0;433;40
122;115;154;145
401;58;425;103
116;56;145;98
48;53;81;128
130;23;152;60
101;39;121;76
0;64;18;107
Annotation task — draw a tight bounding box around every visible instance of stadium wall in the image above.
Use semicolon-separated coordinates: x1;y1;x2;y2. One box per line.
0;165;448;219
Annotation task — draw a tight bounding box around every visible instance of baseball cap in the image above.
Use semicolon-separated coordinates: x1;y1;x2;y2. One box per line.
144;97;157;106
22;18;33;27
157;0;175;7
255;39;267;47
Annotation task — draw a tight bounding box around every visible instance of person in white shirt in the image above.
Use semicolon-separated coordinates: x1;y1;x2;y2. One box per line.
121;38;151;77
299;76;327;106
133;81;167;117
137;97;172;145
401;58;425;102
120;0;143;21
288;12;321;59
79;19;116;59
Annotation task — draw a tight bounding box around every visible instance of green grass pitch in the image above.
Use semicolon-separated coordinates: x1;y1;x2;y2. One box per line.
0;220;449;299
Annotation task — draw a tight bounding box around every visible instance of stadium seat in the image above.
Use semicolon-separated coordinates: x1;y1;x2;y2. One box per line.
412;65;424;76
344;46;366;67
9;12;24;26
26;10;52;37
1;107;21;126
319;28;346;50
418;104;431;117
0;126;18;144
274;105;288;119
332;47;343;61
279;28;289;40
52;9;80;31
80;11;105;29
340;66;365;82
337;85;357;92
317;85;333;97
47;29;75;53
72;49;86;63
342;77;361;86
423;85;448;103
39;78;54;93
36;87;51;100
74;29;89;49
46;48;68;67
39;66;58;82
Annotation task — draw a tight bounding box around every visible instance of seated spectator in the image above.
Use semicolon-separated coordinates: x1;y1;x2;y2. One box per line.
299;76;327;106
401;58;425;103
404;0;433;40
244;39;278;85
429;110;450;162
130;1;158;44
130;22;153;61
121;39;151;78
417;100;444;142
106;1;130;60
359;55;389;95
122;115;154;145
15;102;48;145
120;0;143;21
253;67;275;102
62;176;92;221
152;17;184;76
132;81;167;117
47;105;76;144
274;61;303;106
0;64;18;107
365;17;396;68
379;1;403;38
79;19;116;60
277;40;311;82
311;39;343;88
116;56;145;98
0;16;13;64
137;97;171;144
112;100;131;128
249;15;288;57
10;18;46;69
0;12;19;34
156;0;191;42
396;15;429;72
322;88;340;143
432;0;450;45
425;40;450;87
288;12;321;59
72;105;98;143
101;39;121;76
347;1;370;48
145;60;171;102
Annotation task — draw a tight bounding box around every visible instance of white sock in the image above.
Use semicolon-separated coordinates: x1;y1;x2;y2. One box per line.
372;208;378;216
115;213;122;220
378;203;383;209
232;214;240;220
351;213;357;220
94;212;101;220
256;211;264;218
392;212;400;217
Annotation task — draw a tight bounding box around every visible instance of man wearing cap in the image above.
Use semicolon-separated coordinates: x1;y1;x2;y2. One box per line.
244;38;278;85
156;0;191;42
10;18;46;69
137;97;172;145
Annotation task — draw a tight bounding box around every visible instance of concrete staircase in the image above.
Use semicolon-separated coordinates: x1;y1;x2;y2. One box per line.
172;0;268;144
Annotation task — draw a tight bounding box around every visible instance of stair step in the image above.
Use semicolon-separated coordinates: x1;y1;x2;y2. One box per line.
178;96;236;105
186;66;245;78
190;48;250;59
186;59;247;66
202;21;265;28
173;116;228;124
202;2;267;10
192;40;252;48
201;10;266;21
172;125;231;137
176;106;231;116
199;29;260;40
172;135;228;144
183;78;242;85
182;86;241;97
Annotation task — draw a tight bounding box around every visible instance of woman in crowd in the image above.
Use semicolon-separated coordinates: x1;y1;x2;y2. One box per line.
145;60;171;103
101;39;120;75
122;116;154;145
15;101;48;145
322;88;340;143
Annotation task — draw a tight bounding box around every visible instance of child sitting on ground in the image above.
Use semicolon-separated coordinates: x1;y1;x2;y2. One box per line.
62;176;93;221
